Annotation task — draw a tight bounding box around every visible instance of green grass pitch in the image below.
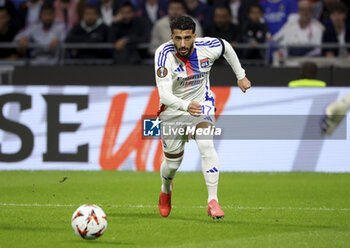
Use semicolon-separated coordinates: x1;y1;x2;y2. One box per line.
0;171;349;248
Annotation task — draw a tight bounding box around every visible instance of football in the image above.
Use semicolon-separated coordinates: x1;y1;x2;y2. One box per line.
71;204;108;239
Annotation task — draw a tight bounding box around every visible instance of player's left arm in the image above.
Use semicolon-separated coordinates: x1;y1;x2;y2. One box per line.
220;39;251;93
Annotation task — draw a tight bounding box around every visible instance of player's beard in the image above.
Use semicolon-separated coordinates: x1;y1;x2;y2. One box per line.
176;42;194;59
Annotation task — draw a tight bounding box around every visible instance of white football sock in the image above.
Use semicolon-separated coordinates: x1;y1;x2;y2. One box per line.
196;139;219;203
160;155;183;194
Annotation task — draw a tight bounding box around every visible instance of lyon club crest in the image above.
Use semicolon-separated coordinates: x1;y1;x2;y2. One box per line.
200;58;209;68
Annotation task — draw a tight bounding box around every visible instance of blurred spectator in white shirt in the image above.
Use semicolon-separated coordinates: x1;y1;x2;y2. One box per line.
15;4;66;64
17;0;44;30
228;0;239;25
274;0;324;58
99;0;120;26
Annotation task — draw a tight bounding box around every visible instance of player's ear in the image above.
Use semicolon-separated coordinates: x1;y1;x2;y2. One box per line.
193;33;196;39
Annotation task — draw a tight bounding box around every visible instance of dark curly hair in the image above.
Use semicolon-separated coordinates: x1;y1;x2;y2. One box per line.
170;16;196;34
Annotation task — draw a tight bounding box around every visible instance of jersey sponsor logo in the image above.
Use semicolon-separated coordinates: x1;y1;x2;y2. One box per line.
143;118;161;137
200;58;209;68
157;67;168;78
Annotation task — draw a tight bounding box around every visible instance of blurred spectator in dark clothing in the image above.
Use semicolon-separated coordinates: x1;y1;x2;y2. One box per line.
316;0;346;25
12;0;26;9
340;0;350;26
0;0;16;18
241;4;270;59
235;0;260;25
204;5;239;46
109;1;150;64
0;8;19;59
210;0;259;25
54;0;80;32
66;5;109;58
15;4;65;64
260;0;298;35
136;0;168;26
185;0;212;27
322;2;350;57
98;0;119;26
310;0;349;25
17;0;44;30
86;0;99;6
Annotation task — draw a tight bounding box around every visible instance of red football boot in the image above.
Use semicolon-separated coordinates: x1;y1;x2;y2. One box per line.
158;183;173;217
207;199;225;219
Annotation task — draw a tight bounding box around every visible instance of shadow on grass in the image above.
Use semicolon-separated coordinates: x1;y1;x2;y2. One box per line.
108;212;158;219
170;215;350;231
68;239;135;246
109;211;350;231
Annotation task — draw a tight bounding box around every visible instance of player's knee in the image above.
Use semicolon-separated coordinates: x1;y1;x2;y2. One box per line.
164;155;183;171
196;139;215;156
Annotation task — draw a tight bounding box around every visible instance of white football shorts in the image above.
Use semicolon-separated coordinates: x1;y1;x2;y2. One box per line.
159;101;216;154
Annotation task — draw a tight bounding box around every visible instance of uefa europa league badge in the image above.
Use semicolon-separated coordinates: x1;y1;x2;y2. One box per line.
157;67;168;78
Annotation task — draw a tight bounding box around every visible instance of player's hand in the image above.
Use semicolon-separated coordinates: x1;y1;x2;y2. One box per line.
237;77;251;93
188;101;202;117
321;100;347;135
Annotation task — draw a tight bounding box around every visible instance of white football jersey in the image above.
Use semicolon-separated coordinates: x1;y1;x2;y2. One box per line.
155;37;224;112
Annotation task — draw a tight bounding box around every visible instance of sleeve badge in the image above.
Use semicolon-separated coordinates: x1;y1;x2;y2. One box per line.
157;67;168;78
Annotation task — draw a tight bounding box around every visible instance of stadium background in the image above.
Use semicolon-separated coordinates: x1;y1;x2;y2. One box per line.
0;1;349;247
1;84;349;172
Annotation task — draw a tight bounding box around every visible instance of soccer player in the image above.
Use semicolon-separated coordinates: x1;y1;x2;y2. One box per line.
155;16;251;219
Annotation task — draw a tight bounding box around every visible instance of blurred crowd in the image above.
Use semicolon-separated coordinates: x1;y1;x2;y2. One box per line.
0;0;349;64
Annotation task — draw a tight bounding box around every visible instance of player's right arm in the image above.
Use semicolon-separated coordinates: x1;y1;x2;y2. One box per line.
219;39;251;93
155;45;201;116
